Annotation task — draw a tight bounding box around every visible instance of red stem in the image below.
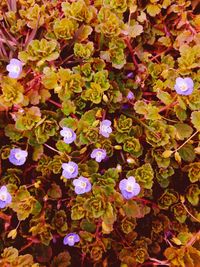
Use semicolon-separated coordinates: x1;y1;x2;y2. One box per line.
159;101;178;113
132;197;159;210
47;99;62;108
124;37;138;69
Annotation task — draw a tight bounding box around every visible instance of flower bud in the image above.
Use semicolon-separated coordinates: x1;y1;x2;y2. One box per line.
194;147;200;154
174;151;181;164
127;157;135;164
114;145;122;150
116;164;122;172
103;94;109;103
162;150;173;158
7;229;17;239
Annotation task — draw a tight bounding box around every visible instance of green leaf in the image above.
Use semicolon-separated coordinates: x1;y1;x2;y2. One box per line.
56;140;71;153
146;105;161;120
186;184;200;206
174;123;193;140
80;219;96;233
174;106;187;121
32;145;44;161
129;24;143;38
191;111;200;131
31;201;42;216
134;100;147;115
80;108;97;126
4;124;23;142
51;251;71;267
179;144;196;162
62;100;76;116
146;4;161;17
134;101;161;120
123;200;150;218
59;117;78;130
157;90;173;105
101;203;116;225
47;183;62;199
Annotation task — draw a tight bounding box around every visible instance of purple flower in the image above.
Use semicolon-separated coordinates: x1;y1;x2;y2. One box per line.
0;186;12;209
60;127;76;144
63;233;80;246
91;148;107;163
126;72;134;78
174;77;194;95
119;176;141;200
99;120;112;138
127;91;135;100
73;176;92;195
9;148;28;166
6;58;23;79
62;161;78;179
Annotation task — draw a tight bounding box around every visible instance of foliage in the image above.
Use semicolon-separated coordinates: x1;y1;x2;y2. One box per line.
0;0;199;266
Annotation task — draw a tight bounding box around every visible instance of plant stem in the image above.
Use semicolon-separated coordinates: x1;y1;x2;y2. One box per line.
44;143;61;154
174;130;199;153
181;202;200;223
149;257;169;266
186;230;200;247
124;37;138;69
133;197;159;210
47;99;62;108
19;240;34;253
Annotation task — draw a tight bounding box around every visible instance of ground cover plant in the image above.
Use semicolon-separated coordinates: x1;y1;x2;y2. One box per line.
0;0;200;266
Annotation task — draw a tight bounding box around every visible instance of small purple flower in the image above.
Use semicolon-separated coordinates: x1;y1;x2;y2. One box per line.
0;186;12;209
6;58;23;79
60;127;76;144
99;120;112;138
127;72;134;78
127;91;135;100
73;176;92;195
174;77;194;95
9;148;28;166
91;148;107;163
119;176;141;200
63;233;80;246
62;161;78;179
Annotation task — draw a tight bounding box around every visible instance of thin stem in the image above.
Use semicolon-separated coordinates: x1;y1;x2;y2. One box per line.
149;257;169;266
47;99;62;108
181;202;200;223
149;47;171;61
19;240;34;253
159;100;178;113
161;116;179;123
174;130;199;153
44;143;61;154
16;221;21;229
124;37;138;69
132;196;159;210
186;230;200;247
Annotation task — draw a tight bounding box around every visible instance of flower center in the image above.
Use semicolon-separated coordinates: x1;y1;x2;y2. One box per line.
96;151;103;161
15;152;22;160
10;65;20;73
0;192;7;201
66;165;75;174
96;151;102;157
68;236;74;242
80;181;87;188
126;183;133;192
179;82;188;92
64;130;73;139
101;125;108;132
